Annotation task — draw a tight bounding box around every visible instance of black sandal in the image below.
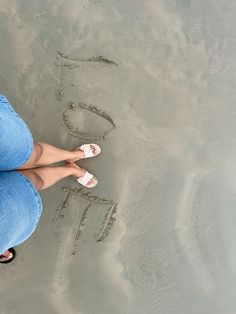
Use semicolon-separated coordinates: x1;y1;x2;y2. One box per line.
0;248;16;264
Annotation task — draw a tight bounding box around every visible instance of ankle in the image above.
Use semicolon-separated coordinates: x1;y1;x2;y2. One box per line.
69;149;84;161
66;163;85;178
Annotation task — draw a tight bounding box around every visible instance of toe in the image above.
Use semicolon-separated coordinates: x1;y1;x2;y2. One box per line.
0;250;13;262
87;179;93;186
90;144;95;154
86;176;98;187
92;144;101;155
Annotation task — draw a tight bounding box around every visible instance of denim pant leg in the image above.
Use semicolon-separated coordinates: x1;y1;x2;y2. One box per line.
0;95;33;171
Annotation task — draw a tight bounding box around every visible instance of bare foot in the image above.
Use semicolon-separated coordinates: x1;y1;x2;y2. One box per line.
0;250;13;262
67;144;98;163
66;163;97;187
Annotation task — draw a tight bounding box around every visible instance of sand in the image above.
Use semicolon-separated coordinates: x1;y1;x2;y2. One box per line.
1;0;236;313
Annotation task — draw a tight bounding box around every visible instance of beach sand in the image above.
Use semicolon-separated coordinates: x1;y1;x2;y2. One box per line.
1;0;236;313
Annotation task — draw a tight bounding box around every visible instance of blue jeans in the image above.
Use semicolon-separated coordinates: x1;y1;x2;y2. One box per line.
0;95;43;254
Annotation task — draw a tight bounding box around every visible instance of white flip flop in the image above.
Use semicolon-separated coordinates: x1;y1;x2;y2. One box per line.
75;170;98;188
76;144;101;159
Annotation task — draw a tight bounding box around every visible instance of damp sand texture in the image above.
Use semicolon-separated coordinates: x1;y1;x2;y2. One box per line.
1;1;236;314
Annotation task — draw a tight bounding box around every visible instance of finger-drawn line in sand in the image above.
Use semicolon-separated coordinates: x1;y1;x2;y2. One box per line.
53;186;118;253
55;51;118;101
72;202;91;255
67;187;118;244
96;203;117;242
53;189;72;234
61;101;116;140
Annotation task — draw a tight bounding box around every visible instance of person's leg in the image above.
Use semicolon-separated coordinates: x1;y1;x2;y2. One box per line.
0;163;96;262
0;163;98;262
18;163;96;190
18;142;97;170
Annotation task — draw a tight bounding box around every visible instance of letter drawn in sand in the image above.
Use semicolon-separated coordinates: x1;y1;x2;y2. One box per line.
55;51;118;102
62;102;116;140
96;203;117;242
53;186;118;255
52;189;72;234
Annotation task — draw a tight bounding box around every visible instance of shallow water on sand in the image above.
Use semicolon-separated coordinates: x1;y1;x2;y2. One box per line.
1;0;236;313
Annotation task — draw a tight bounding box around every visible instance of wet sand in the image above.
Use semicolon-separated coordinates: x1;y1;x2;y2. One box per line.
1;0;236;313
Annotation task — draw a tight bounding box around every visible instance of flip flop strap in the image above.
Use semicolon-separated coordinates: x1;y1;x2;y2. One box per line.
79;144;95;158
76;171;94;186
